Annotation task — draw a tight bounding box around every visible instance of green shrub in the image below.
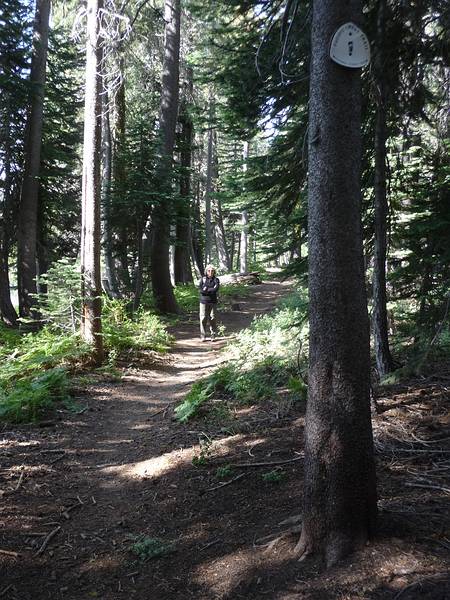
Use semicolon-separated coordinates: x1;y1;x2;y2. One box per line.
128;536;175;561
0;327;90;423
0;367;68;422
37;258;81;331
102;298;173;354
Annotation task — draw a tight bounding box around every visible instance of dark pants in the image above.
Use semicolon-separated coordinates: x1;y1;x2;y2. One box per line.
200;303;217;338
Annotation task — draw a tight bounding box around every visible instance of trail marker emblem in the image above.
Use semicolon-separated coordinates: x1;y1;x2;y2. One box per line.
330;22;370;68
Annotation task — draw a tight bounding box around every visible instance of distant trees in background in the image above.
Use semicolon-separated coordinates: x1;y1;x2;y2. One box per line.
0;0;448;374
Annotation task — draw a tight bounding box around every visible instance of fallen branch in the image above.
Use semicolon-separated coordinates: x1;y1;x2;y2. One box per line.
35;526;61;556
0;584;14;597
405;482;450;494
204;473;247;492
0;549;20;558
61;497;84;519
231;456;303;468
393;573;449;600
199;538;221;551
147;405;168;419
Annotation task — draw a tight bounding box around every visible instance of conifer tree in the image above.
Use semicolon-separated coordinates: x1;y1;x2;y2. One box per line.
150;0;181;313
80;0;104;363
295;0;377;565
17;0;51;320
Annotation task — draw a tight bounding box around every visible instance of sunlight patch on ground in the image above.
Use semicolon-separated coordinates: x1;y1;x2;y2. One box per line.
99;433;260;480
101;447;192;479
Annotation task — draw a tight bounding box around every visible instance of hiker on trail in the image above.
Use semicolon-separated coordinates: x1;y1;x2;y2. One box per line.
199;265;220;342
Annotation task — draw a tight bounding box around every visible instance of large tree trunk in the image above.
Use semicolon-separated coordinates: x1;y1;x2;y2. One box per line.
81;0;104;364
239;141;249;274
150;0;180;313
17;0;50;320
372;0;395;376
296;0;377;566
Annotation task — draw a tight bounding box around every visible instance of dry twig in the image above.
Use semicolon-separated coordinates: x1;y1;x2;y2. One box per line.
35;526;61;556
205;472;247;492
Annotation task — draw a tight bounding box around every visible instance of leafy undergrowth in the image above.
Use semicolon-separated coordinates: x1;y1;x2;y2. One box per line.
0;325;90;423
102;298;173;355
0;299;173;423
175;290;309;422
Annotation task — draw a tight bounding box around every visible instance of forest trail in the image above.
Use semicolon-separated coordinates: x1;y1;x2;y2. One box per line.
2;280;300;600
2;279;450;600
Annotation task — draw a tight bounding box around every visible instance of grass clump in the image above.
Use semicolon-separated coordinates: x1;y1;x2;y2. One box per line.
216;464;234;479
262;468;286;483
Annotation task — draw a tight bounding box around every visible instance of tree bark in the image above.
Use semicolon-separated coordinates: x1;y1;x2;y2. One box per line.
17;0;51;320
372;0;395;376
81;0;104;364
149;0;181;313
239;141;249;274
296;0;377;566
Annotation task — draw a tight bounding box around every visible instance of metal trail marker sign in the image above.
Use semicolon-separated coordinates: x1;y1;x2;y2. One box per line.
330;22;371;68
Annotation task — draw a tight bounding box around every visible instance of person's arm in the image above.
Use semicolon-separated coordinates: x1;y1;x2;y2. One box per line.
210;277;219;293
199;277;208;294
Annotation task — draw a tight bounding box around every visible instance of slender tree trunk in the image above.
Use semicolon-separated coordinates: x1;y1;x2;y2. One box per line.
150;0;180;313
81;0;104;364
213;133;231;271
0;109;19;327
229;231;235;270
372;0;395;377
191;186;205;276
204;100;215;266
111;55;132;294
174;75;194;284
17;0;51;320
296;0;377;566
239;141;249;274
101;86;121;298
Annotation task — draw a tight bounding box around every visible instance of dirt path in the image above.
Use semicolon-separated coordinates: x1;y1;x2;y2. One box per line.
2;280;450;600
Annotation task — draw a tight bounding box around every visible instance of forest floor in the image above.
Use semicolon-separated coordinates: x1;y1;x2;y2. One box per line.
1;280;450;600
